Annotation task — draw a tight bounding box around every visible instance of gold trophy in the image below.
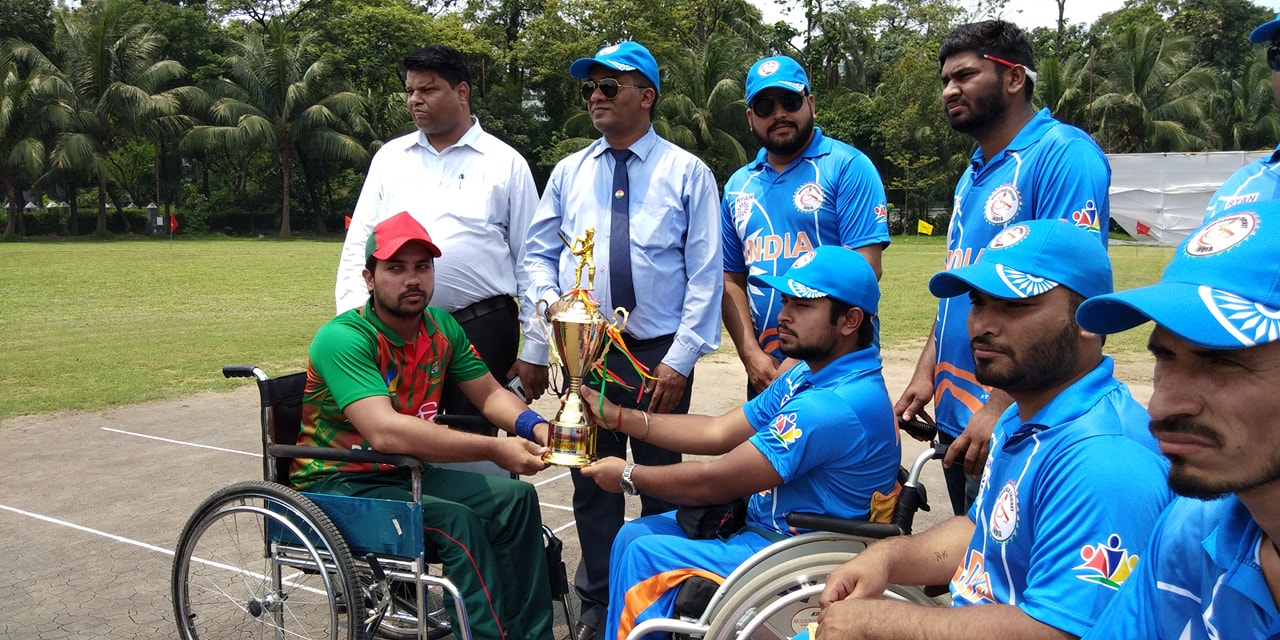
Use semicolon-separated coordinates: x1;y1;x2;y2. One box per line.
536;230;628;467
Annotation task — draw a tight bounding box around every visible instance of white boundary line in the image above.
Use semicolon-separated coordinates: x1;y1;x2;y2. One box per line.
0;503;173;555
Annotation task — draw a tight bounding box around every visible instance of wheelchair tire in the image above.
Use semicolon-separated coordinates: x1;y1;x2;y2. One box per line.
171;480;368;640
704;551;935;640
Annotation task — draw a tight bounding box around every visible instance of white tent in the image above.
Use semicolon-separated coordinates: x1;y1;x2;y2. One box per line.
1107;151;1272;246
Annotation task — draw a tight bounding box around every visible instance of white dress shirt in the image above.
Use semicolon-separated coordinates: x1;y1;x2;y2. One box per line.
335;117;543;363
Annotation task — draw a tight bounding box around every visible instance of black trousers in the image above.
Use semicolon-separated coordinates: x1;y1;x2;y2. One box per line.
443;296;519;434
569;333;694;632
938;431;980;516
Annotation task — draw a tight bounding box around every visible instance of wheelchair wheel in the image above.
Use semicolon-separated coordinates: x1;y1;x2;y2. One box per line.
172;480;367;640
704;551;935;640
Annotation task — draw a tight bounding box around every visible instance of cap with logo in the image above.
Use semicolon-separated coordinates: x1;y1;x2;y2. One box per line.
366;211;443;260
1077;201;1280;349
745;56;810;105
569;41;660;93
928;218;1112;301
749;245;879;314
1249;13;1280;43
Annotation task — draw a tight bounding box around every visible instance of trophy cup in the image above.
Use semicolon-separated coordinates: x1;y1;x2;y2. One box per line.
536;230;628;467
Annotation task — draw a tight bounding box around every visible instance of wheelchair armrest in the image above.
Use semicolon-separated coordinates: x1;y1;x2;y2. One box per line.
435;414;496;431
269;444;421;470
785;512;904;539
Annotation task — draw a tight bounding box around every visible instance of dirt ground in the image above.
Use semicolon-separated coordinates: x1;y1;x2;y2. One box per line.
0;346;1155;639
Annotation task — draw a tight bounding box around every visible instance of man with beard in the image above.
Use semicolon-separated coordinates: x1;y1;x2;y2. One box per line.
297;212;555;640
896;20;1112;516
1077;201;1280;639
722;55;889;399
815;220;1169;640
524;41;722;640
575;246;900;640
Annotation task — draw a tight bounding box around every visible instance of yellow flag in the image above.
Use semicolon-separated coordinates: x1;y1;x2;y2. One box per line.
917;219;934;235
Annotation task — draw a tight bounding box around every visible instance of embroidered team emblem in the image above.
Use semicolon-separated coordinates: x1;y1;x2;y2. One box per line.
757;59;781;76
874;203;887;224
793;182;825;213
769;413;803;448
984;184;1021;224
1074;534;1140;590
1200;286;1280;347
734;194;756;224
1187;212;1257;257
996;265;1059;298
1071;200;1102;232
988;224;1029;249
792;250;817;269
989;481;1019;542
787;281;824;298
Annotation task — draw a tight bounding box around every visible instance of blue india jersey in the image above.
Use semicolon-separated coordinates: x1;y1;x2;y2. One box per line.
950;357;1171;637
1083;496;1280;640
741;347;900;533
934;109;1110;437
1205;146;1280;221
722;128;889;359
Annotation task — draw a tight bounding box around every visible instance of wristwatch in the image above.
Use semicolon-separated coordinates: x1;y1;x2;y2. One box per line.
620;463;639;496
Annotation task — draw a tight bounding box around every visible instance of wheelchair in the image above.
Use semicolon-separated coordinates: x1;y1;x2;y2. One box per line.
170;365;574;640
629;424;949;640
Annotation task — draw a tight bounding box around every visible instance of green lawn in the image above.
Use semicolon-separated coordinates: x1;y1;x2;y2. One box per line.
0;235;1175;421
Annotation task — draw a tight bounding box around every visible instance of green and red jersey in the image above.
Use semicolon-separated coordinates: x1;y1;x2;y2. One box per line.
291;301;488;490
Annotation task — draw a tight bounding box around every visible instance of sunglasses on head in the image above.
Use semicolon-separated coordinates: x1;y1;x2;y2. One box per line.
580;78;643;101
750;92;806;118
1269;45;1280;71
983;54;1039;84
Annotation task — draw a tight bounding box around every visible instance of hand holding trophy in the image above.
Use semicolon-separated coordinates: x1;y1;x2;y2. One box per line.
536;230;632;467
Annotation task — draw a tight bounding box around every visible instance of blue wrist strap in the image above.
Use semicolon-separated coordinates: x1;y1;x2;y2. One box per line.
515;410;544;442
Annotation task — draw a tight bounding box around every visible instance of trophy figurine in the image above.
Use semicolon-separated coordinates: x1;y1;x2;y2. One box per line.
537;230;628;467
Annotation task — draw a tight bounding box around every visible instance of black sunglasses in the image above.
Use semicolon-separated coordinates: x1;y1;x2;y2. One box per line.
750;92;805;118
1269;45;1280;71
580;78;643;101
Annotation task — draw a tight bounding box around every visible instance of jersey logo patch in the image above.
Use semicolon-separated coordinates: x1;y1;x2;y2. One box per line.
793;182;825;213
989;480;1019;542
769;412;803;448
874;203;887;224
989;224;1029;249
416;401;439;422
1186;212;1257;257
1074;533;1140;590
984;184;1021;225
1071;200;1102;232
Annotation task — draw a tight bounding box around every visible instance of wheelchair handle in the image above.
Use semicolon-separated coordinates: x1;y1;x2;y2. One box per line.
223;364;269;382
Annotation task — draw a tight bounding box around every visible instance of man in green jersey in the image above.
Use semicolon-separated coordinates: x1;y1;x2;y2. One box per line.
293;211;554;640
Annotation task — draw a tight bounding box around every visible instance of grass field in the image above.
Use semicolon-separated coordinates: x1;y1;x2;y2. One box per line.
0;235;1175;421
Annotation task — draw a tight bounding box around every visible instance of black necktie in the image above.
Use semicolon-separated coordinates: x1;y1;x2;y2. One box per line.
608;148;636;311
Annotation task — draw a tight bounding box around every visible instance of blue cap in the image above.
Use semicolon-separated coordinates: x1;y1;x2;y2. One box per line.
745;56;809;105
1078;202;1280;349
749;246;879;314
1250;13;1280;44
929;219;1112;301
569;41;660;93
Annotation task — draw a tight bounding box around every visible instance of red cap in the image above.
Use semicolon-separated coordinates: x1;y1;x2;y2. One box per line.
365;211;442;260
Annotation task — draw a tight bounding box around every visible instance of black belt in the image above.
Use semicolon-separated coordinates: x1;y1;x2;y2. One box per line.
616;332;674;351
451;295;514;325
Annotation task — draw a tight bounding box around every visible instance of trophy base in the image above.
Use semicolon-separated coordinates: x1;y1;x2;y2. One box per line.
543;450;595;468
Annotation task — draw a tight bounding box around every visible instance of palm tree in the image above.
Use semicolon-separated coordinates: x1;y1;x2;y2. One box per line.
0;40;71;237
1088;25;1217;153
654;33;751;181
183;20;367;235
1205;58;1280;152
48;0;191;234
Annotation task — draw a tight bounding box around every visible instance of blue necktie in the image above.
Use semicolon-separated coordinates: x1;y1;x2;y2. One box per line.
609;148;636;311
